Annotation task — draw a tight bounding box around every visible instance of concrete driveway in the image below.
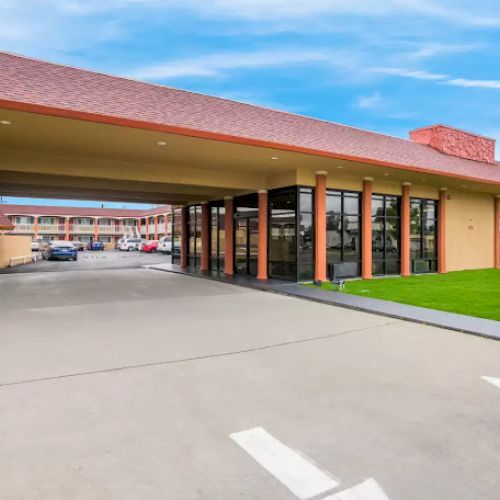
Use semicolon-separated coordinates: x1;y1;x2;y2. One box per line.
1;268;499;499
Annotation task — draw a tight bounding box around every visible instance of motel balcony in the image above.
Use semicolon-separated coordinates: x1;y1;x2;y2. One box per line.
11;224;34;233
70;224;94;234
38;224;66;234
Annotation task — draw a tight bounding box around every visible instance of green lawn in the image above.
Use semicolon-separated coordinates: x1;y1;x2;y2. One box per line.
312;269;500;321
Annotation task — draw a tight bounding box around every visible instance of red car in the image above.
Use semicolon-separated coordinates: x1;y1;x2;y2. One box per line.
141;240;158;253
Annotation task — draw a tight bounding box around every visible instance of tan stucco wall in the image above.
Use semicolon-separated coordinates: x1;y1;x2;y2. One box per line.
446;190;495;271
0;234;31;268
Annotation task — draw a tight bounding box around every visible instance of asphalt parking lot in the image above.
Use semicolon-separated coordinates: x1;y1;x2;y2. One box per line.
1;268;499;499
0;249;170;273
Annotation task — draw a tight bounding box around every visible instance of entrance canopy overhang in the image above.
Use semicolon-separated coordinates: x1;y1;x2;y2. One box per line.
1;107;499;206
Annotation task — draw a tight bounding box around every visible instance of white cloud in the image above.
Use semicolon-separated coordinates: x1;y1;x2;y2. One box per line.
446;78;500;89
408;42;481;60
356;92;384;109
371;67;448;81
128;49;333;80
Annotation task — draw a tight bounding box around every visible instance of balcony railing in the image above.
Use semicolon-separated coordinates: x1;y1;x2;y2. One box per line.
12;224;34;233
38;224;65;233
70;224;94;234
98;225;116;234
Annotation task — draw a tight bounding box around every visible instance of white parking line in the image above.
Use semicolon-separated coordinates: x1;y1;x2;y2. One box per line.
230;427;339;499
482;376;500;389
322;478;390;500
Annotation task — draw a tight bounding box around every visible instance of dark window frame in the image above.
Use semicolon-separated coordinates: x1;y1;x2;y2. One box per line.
410;197;438;274
326;189;362;279
372;193;401;276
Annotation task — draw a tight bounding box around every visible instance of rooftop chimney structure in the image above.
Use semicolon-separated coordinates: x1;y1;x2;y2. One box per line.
409;125;496;164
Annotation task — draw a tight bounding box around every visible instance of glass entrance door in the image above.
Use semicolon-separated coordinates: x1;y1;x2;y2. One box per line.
235;217;258;275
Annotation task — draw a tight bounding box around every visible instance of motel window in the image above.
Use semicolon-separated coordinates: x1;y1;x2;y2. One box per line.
269;188;297;281
372;194;401;275
171;208;182;263
210;204;225;272
410;198;438;274
298;187;314;281
188;205;202;268
326;190;362;279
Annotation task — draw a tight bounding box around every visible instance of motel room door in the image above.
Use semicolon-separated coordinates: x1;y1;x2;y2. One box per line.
235;216;258;276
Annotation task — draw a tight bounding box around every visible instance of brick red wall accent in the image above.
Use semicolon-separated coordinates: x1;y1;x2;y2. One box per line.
410;125;495;164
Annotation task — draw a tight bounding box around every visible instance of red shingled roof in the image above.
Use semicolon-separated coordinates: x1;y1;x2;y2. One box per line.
0;207;15;230
1;51;499;186
0;204;170;218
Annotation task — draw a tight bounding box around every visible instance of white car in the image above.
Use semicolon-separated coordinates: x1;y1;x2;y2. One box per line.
119;238;142;251
158;236;172;254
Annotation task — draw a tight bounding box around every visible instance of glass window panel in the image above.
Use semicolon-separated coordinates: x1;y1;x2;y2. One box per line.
269;210;297;280
300;189;313;213
385;260;400;275
385;218;400;258
343;195;360;215
372;196;384;217
343;216;360;262
372;260;385;275
423;201;436;220
327;194;341;215
298;213;314;281
385;197;400;217
327;228;341;254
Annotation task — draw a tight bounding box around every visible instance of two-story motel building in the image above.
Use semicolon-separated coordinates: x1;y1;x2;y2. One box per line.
0;52;499;282
1;204;172;246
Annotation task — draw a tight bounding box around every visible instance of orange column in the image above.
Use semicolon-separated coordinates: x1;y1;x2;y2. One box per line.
94;218;99;241
65;218;70;241
438;188;447;274
314;171;327;283
181;207;188;267
201;203;210;272
495;196;500;269
145;218;149;240
33;216;38;239
401;182;411;277
362;177;373;280
154;216;159;240
224;197;234;275
257;190;268;280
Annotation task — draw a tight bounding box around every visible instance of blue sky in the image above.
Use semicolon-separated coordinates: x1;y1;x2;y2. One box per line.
1;0;500;208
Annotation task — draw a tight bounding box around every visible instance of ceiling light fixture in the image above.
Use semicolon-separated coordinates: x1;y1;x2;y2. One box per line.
0;120;11;125
271;156;279;160
336;166;343;169
157;141;167;146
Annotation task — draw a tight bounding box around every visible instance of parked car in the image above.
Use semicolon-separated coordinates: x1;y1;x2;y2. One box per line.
31;240;40;252
87;241;104;251
119;238;142;251
115;238;124;250
42;240;78;261
142;240;159;253
158;236;172;254
72;240;85;251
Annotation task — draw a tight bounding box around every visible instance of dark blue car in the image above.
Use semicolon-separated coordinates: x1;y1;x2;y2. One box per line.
42;241;78;261
87;241;105;251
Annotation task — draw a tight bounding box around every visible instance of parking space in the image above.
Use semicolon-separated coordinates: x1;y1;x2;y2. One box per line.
1;268;499;499
0;249;171;274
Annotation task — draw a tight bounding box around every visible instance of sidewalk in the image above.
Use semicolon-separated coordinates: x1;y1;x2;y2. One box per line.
146;263;500;341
